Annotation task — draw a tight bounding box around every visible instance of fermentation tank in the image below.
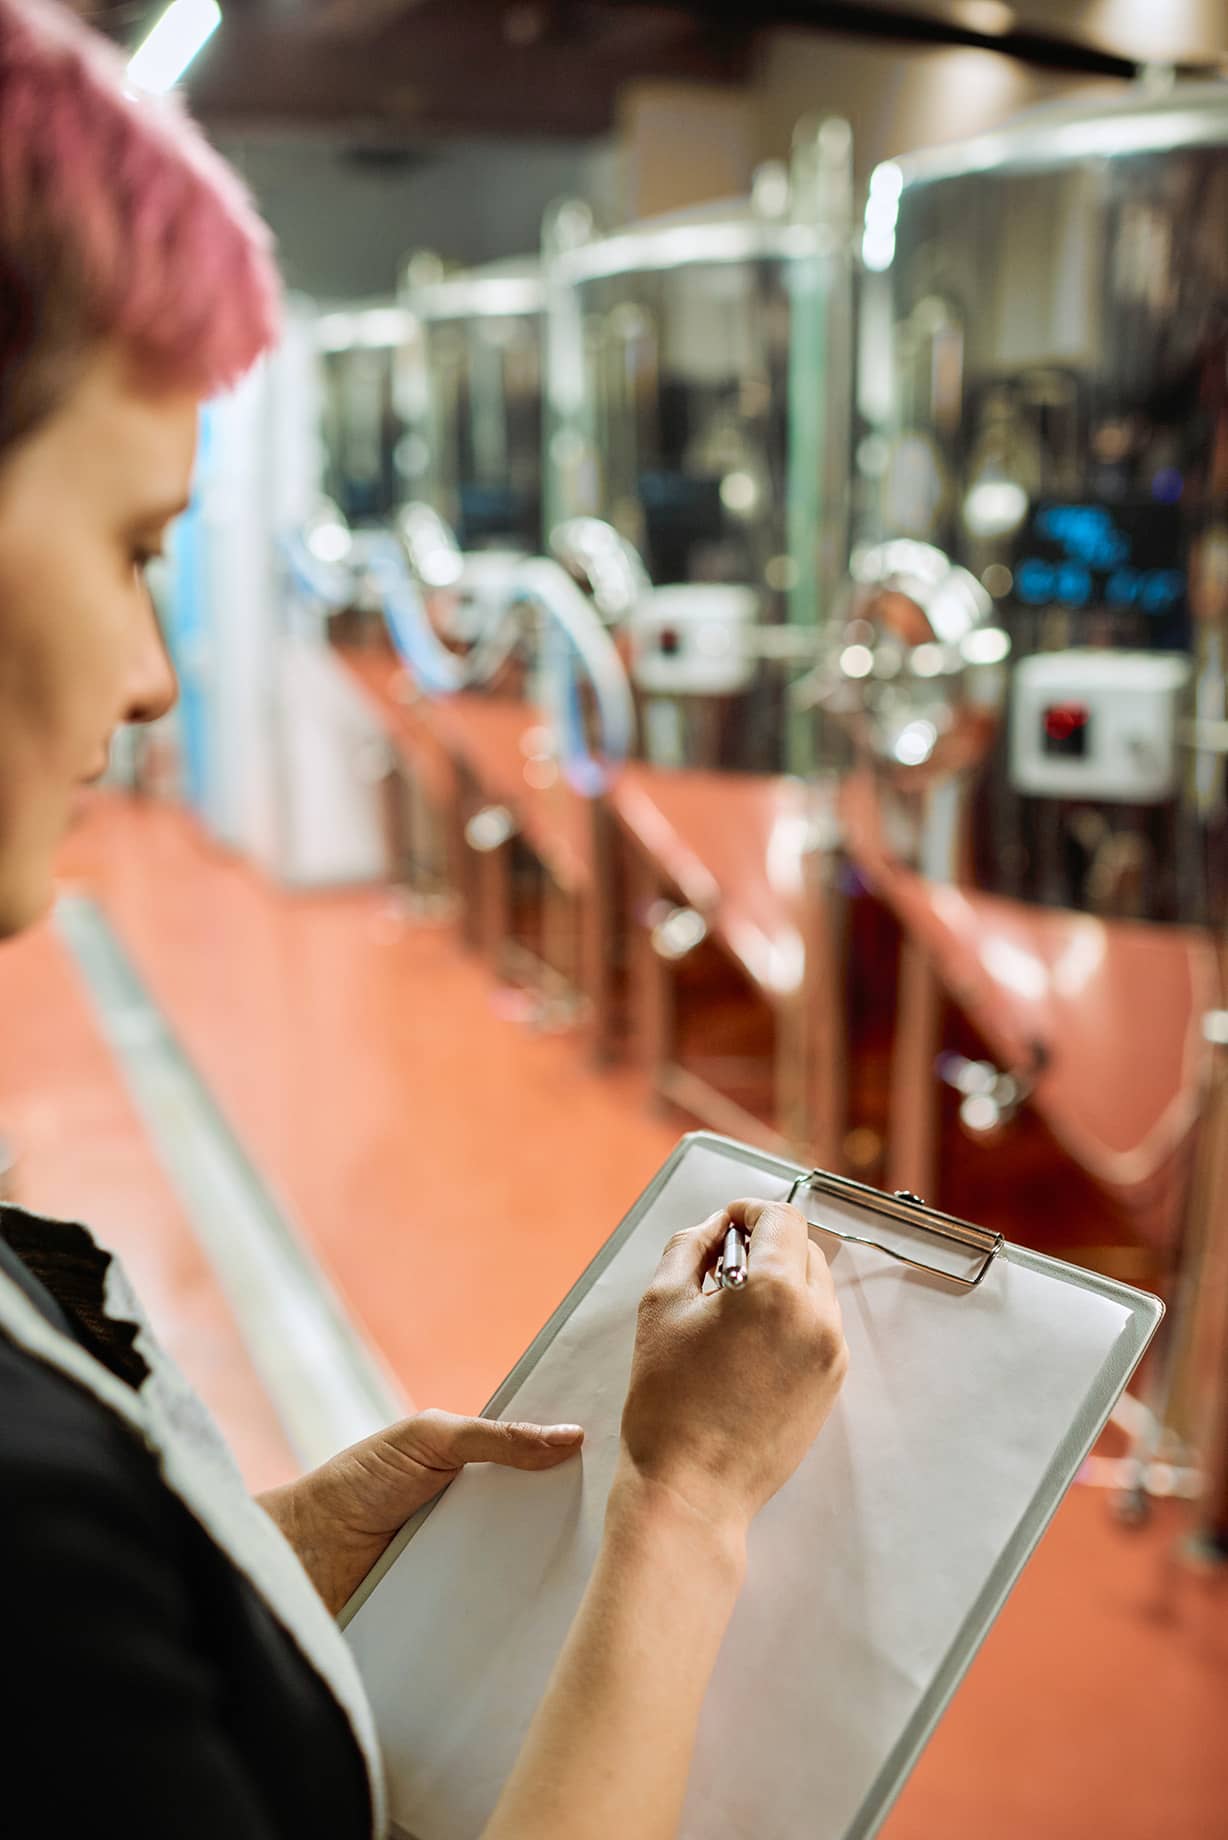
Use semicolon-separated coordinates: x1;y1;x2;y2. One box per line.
817;89;1228;1527
546;126;854;773
316;307;413;531
381;258;547;677
400;256;544;557
830;85;1228;929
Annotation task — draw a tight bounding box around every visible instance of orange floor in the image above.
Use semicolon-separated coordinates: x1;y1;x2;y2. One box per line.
0;884;297;1490
53;793;679;1412
1;790;1224;1839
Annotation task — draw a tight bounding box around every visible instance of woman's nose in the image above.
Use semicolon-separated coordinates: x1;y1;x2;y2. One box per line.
124;598;179;727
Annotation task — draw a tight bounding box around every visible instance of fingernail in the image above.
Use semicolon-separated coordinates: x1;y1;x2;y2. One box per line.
543;1424;584;1444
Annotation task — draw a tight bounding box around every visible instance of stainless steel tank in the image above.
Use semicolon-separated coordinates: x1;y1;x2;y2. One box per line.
315;306;414;530
400;257;545;555
545;125;854;773
829;84;1228;928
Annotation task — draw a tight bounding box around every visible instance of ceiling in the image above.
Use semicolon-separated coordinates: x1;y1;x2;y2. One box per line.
87;1;751;139
84;0;1227;140
799;1;1228;67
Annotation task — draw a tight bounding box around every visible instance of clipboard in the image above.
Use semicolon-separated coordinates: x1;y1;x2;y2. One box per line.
341;1131;1162;1840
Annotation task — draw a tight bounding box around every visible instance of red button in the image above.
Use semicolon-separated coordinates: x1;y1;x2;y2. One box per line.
1044;703;1089;742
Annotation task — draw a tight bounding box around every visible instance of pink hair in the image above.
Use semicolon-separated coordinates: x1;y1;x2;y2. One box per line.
0;0;280;448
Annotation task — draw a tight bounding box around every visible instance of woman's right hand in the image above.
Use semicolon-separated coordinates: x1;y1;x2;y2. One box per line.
484;1200;847;1840
616;1198;848;1541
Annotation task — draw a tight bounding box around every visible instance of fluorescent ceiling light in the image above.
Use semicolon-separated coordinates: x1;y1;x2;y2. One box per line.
128;0;221;96
950;0;1016;33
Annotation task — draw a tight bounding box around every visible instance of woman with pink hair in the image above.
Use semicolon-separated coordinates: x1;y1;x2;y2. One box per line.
0;5;847;1835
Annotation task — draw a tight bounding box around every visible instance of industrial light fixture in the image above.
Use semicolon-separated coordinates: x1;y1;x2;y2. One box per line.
861;161;902;273
949;0;1017;34
128;0;221;96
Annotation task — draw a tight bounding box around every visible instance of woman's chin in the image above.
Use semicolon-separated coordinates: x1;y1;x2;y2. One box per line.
0;869;55;941
69;782;107;826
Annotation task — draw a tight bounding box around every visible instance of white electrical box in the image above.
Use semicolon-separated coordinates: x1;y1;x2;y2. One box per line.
630;583;758;698
1009;648;1190;804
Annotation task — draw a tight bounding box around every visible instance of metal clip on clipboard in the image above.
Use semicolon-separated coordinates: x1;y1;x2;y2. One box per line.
787;1169;1003;1289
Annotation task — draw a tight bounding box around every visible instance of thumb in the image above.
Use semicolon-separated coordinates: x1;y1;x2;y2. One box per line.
411;1408;584;1472
651;1209;730;1292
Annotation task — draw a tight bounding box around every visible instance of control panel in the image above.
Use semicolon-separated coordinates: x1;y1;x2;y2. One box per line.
1009;649;1190;803
1014;499;1187;647
630;584;758;698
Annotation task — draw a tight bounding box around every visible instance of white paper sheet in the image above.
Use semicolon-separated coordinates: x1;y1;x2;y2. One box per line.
345;1142;1134;1840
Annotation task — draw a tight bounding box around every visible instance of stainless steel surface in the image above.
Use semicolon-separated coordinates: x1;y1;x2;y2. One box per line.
550;516;652;623
396;502;465;590
317;310;413;530
650;904;709;962
464;805;518;853
549;207;796;605
546;121;854;774
893;81;1228;188
401;256;544;555
936;1051;1035;1133
838;83;1228;925
800;540;1003;843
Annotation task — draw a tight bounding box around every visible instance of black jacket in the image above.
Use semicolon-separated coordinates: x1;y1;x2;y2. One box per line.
0;1211;374;1838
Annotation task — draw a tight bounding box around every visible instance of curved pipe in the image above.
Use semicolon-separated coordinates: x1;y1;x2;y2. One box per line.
396;502;465;591
513;555;636;794
281;530;354;612
366;536;523;697
285;525;635;791
550;517;651;624
389;506;524;694
849;539;993;647
285;521;521;697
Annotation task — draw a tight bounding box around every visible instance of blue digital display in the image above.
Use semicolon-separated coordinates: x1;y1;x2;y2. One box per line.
1033;504;1128;569
1015;499;1186;632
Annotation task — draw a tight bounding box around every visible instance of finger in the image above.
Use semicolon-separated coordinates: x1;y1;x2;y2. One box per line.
725;1197;810;1282
425;1413;585;1471
651;1209;731;1292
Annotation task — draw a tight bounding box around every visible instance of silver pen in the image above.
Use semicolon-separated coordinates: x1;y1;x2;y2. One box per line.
718;1222;749;1291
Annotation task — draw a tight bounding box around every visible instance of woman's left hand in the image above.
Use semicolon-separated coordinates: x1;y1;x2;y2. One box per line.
259;1409;584;1615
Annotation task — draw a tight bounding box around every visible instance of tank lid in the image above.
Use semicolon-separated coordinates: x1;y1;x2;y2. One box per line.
315;302;411;351
893;80;1228;191
551;213;814;285
405;258;543;322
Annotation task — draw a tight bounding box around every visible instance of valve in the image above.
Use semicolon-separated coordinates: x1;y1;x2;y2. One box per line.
936;1051;1031;1134
464;806;518;854
650;905;709;962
